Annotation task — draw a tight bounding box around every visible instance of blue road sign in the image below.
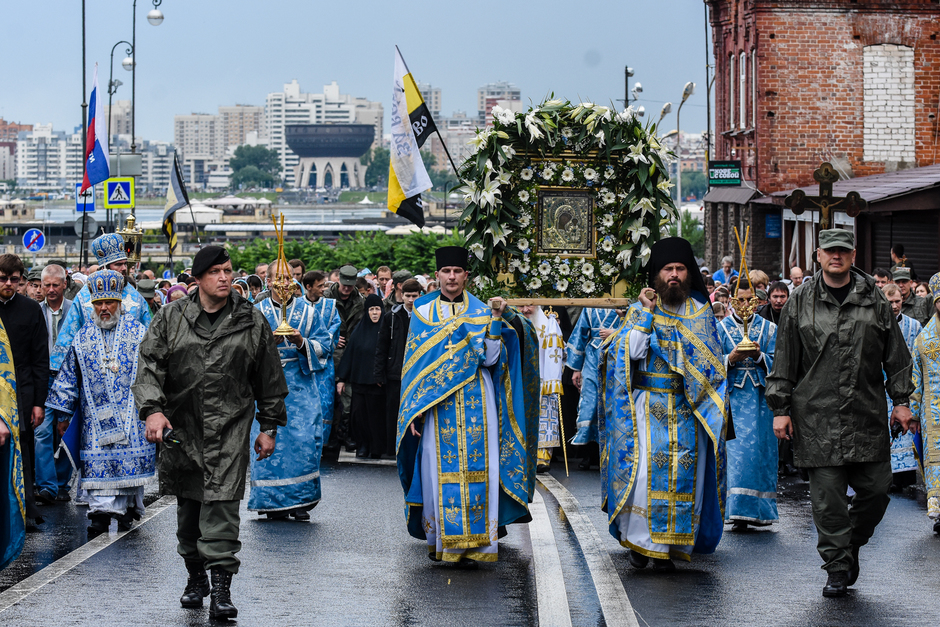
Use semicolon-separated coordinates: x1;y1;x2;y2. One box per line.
163;269;173;279
105;178;134;209
23;229;45;252
75;183;96;213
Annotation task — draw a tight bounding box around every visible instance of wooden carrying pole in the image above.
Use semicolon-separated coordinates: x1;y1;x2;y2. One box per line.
499;298;632;308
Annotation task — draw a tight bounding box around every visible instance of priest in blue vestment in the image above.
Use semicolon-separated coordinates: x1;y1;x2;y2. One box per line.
718;277;778;529
46;270;155;534
567;306;622;448
397;246;534;566
0;317;25;570
302;270;342;445
248;260;331;521
912;272;940;531
589;237;728;570
51;233;152;372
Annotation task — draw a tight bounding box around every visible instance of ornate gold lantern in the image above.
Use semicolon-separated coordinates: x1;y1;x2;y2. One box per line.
116;215;144;265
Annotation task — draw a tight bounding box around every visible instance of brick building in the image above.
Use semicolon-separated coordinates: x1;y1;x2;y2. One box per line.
0;119;32;143
704;0;940;277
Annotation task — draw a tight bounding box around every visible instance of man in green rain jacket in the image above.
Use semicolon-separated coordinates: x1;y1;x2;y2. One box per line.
767;229;915;599
134;246;287;620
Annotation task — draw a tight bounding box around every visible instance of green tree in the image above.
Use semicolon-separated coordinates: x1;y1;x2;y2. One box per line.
679;171;707;201
230;165;275;189
666;210;705;259
361;147;390;187
229;145;281;179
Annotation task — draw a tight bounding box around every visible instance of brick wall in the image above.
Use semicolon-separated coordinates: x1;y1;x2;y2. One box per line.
863;44;916;163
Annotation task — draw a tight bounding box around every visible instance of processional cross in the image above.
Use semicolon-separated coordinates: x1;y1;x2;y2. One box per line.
784;162;867;230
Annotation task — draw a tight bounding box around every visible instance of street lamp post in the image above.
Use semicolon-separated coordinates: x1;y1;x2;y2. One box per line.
130;0;164;155
107;41;133;153
675;81;695;237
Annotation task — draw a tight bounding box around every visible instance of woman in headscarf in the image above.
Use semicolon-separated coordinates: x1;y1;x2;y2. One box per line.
336;294;387;459
166;284;189;302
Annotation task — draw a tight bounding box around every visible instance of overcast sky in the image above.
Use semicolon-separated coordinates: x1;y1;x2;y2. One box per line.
3;0;712;143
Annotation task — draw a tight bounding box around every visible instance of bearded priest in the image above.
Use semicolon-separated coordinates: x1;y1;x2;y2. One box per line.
396;246;535;567
592;237;728;571
46;270;155;535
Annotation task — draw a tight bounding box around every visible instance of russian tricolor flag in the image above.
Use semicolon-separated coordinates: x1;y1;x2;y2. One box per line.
81;64;110;193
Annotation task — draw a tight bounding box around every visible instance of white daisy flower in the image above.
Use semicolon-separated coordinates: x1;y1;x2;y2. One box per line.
518;190;530;203
604;167;615;180
517;238;529;251
561;127;574;139
538;261;551;276
561;169;575;182
558;264;570;276
601;214;614;227
528;277;542;290
602;263;616;276
601;238;614;252
521;168;534;181
584;168;598;182
556;278;569;291
583;264;595;277
518;214;531;228
541;168;554;180
603;191;616;205
582;280;596;293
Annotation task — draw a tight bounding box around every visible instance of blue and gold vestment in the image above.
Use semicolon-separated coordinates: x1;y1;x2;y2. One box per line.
249;297;329;513
396;290;532;562
889;314;922;474
0;319;24;571
308;297;341;444
911;315;940;520
599;299;727;559
568;308;621;445
718;314;778;525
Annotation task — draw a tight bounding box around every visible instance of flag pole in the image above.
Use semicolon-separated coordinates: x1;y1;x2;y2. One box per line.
188;203;200;245
395;45;460;179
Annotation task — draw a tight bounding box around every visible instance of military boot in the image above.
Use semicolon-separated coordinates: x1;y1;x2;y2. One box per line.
180;560;210;608
209;567;238;620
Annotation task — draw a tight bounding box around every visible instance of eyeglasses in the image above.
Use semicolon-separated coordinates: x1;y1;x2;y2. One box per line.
0;275;21;284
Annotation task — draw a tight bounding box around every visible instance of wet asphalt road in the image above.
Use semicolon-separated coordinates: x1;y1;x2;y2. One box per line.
1;457;938;627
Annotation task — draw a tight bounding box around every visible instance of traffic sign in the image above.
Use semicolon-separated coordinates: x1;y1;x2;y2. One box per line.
105;177;134;209
163;269;173;279
74;216;99;238
75;183;95;213
23;229;45;252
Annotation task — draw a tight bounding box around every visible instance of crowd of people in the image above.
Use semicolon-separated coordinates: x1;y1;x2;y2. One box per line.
1;229;938;616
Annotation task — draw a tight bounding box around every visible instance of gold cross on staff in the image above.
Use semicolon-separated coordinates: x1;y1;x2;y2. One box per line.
784;162;868;230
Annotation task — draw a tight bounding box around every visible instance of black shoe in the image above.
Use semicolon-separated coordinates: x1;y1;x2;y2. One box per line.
651;558;676;572
55;489;71;502
36;489;56;505
116;511;137;532
536;464;550;474
933;521;940;535
822;571;849;598
180;560;210;608
290;509;311;521
428;552;441;562
731;520;749;532
264;511;289;520
455;558;478;570
629;550;649;569
209;567;238;620
87;513;109;536
847;546;860;586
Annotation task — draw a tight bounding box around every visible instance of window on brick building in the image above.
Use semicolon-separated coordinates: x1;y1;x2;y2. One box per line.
863;44;915;163
751;49;757;129
739;51;747;130
728;53;735;131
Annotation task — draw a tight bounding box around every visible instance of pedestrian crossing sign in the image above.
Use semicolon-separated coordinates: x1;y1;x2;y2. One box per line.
105;177;135;209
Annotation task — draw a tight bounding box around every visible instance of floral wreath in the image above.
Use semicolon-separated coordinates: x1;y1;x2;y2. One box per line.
457;98;677;298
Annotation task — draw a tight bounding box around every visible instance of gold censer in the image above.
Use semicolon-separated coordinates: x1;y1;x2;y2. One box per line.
731;226;760;352
270;214;296;336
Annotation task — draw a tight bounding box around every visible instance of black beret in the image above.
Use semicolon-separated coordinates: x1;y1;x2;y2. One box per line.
191;245;230;277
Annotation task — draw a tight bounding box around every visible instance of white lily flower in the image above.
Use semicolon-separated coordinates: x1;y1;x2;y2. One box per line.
486;222;509;247
503;145;516;161
631;224;651;244
617;249;633;266
469;242;486;260
497;170;512;186
657;179;675;193
524;112;544;141
595;130;606;147
634;197;656;216
617;107;636;123
626;141;649;164
467;128;492;153
639;244;652;266
477;177;501;210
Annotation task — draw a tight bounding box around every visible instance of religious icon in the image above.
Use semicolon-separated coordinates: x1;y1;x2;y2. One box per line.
535;188;595;257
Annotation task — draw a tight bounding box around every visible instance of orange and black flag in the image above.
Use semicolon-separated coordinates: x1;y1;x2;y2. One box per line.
388;46;436;228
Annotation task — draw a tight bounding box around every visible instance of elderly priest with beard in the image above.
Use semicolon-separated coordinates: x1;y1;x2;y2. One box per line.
586;237;728;571
46;270;155;535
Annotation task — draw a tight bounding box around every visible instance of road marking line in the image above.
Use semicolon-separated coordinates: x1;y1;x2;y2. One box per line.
529;489;572;627
538;474;640;627
0;494;176;613
337;450;397;467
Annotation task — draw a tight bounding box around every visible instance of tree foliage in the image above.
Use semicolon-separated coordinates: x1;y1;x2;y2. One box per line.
679;171;708;201
361;147;390;187
230;165;275;188
225;230;464;275
666;209;705;259
229;145;281;177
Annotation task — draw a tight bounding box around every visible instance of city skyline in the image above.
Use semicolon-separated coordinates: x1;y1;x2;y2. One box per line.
2;1;711;145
